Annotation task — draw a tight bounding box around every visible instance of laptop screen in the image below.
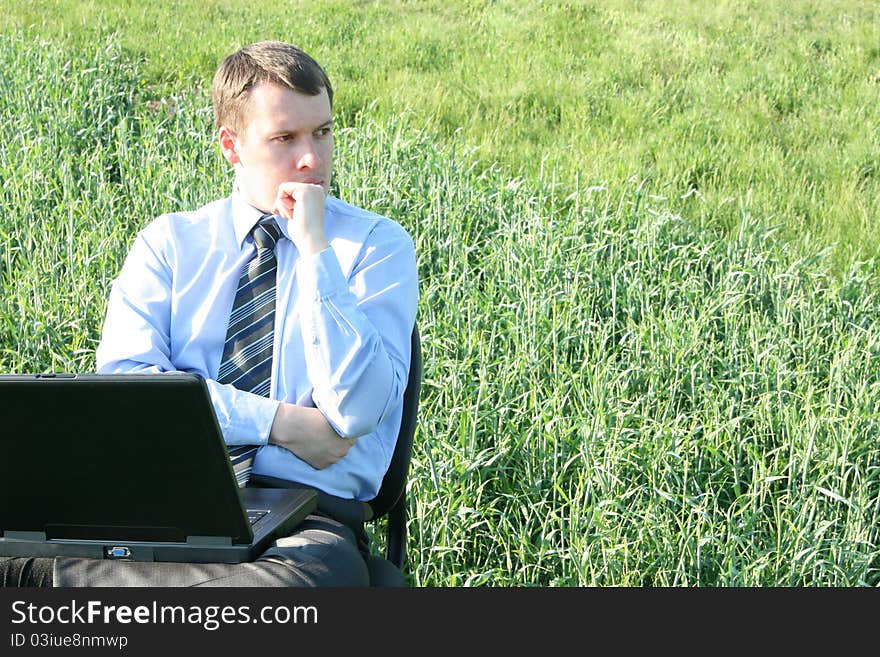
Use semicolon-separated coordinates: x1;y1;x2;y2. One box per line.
0;372;254;544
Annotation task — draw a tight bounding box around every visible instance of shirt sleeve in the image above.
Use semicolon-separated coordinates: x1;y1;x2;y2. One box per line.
95;226;279;446
295;221;419;438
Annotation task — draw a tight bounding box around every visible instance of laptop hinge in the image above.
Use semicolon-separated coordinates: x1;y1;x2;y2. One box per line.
3;531;48;541
186;535;233;546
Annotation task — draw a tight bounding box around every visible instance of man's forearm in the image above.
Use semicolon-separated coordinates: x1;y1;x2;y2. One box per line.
268;402;356;470
296;242;418;438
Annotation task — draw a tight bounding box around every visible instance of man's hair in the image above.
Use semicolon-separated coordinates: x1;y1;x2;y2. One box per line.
212;41;334;131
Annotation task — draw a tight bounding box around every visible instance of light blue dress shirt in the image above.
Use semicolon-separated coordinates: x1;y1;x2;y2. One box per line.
96;190;419;501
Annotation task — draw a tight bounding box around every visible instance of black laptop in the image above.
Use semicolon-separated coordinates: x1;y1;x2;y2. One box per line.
0;371;317;563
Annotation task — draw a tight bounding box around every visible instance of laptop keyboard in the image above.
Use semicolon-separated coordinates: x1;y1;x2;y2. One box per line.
247;509;269;525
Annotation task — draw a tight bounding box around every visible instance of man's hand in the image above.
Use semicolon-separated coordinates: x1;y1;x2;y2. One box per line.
268;402;356;469
273;182;329;257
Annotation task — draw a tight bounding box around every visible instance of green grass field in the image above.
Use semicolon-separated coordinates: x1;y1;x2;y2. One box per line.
2;2;880;586
4;0;879;273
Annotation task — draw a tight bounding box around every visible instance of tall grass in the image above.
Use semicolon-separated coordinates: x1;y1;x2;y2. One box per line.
2;33;880;585
2;0;879;274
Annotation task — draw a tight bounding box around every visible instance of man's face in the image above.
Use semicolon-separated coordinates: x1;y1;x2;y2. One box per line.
220;82;333;212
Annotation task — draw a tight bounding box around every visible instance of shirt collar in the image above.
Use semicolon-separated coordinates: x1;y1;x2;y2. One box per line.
230;185;291;248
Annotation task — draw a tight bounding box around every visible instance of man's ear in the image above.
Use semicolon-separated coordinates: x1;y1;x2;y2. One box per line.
218;125;240;165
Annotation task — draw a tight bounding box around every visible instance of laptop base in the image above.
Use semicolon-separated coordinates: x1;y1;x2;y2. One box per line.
0;487;317;564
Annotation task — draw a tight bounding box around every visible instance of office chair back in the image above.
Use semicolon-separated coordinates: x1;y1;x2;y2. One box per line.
365;325;421;569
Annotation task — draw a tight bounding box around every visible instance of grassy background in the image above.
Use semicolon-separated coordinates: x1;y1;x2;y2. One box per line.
3;0;879;273
2;2;880;585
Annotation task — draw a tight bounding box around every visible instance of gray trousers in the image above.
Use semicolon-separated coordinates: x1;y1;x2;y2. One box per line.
2;479;374;587
53;513;369;587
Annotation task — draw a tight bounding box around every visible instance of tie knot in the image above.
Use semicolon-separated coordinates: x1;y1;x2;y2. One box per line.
253;216;281;250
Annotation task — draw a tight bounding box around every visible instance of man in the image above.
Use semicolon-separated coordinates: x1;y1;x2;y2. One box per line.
0;41;418;587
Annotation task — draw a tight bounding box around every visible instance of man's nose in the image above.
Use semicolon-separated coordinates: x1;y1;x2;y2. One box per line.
296;138;321;169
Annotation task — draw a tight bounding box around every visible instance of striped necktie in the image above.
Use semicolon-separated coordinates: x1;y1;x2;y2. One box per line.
218;214;282;487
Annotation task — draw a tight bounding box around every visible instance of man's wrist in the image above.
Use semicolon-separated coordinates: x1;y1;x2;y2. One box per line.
268;401;292;447
295;237;329;257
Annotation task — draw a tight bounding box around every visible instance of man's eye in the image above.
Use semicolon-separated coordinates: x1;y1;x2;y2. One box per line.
317;127;333;137
274;135;292;142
